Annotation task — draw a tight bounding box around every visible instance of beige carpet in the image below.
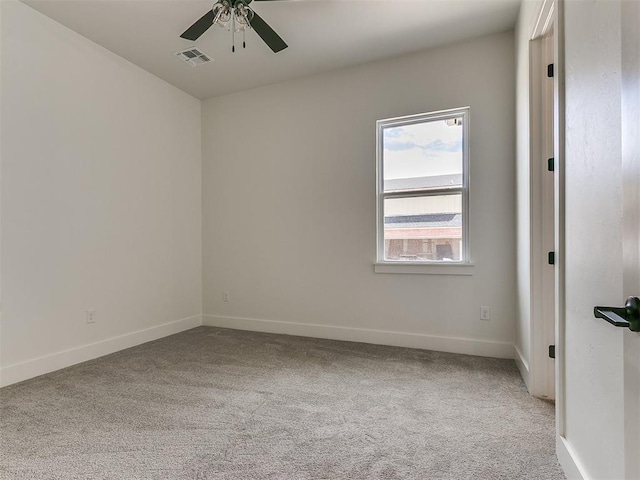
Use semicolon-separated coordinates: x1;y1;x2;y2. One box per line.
0;326;564;479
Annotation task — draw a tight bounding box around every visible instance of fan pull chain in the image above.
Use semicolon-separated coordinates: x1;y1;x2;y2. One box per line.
243;28;246;49
232;14;235;52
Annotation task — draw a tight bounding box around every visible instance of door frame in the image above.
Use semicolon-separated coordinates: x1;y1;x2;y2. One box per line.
526;0;583;476
549;1;574;473
621;1;640;476
528;14;555;400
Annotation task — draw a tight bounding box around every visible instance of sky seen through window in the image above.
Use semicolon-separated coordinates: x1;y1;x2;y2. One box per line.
383;120;463;180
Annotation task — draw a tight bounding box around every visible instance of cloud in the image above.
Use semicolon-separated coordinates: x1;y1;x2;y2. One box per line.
384;139;462;153
383;120;462;154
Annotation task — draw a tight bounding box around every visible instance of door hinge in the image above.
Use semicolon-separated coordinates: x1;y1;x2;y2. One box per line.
549;345;556;359
548;157;554;172
547;63;554;78
548;251;555;265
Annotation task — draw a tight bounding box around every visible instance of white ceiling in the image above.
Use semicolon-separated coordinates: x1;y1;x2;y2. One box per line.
22;0;521;100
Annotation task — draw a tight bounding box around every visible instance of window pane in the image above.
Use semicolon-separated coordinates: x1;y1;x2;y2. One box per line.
383;118;463;193
384;194;463;262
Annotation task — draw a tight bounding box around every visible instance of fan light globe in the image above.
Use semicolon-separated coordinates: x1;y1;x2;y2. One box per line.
234;5;253;31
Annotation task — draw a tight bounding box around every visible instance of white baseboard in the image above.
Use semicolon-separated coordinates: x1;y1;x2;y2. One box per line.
202;314;514;359
0;314;202;388
557;435;587;479
514;344;531;391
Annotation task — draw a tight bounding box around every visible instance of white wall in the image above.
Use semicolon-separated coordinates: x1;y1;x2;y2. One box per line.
201;31;516;357
562;1;625;477
0;1;202;386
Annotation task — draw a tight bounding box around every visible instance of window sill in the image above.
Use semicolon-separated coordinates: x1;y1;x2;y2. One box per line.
373;262;475;275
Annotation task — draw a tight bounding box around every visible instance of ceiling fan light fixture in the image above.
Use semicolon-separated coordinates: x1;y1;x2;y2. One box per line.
234;4;253;31
181;0;288;53
215;3;232;29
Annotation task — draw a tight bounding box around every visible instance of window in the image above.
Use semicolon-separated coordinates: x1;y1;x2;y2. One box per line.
376;107;470;268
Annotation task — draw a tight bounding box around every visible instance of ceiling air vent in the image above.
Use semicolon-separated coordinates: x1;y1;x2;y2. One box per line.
175;47;212;67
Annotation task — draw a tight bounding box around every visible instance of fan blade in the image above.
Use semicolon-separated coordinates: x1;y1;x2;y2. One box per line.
250;12;288;53
180;10;215;41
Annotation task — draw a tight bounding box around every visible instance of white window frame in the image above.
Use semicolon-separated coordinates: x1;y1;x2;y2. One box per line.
375;107;472;275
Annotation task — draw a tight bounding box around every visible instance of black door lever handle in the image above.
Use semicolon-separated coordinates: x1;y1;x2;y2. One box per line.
594;296;640;332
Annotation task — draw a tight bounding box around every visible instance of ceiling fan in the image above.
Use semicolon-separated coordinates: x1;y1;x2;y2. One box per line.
181;0;288;53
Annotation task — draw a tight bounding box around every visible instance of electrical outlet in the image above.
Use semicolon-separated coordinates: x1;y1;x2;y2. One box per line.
223;291;230;303
480;306;490;321
86;309;96;324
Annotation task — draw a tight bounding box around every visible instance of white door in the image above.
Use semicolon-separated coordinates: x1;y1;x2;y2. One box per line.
560;1;639;478
621;1;640;477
